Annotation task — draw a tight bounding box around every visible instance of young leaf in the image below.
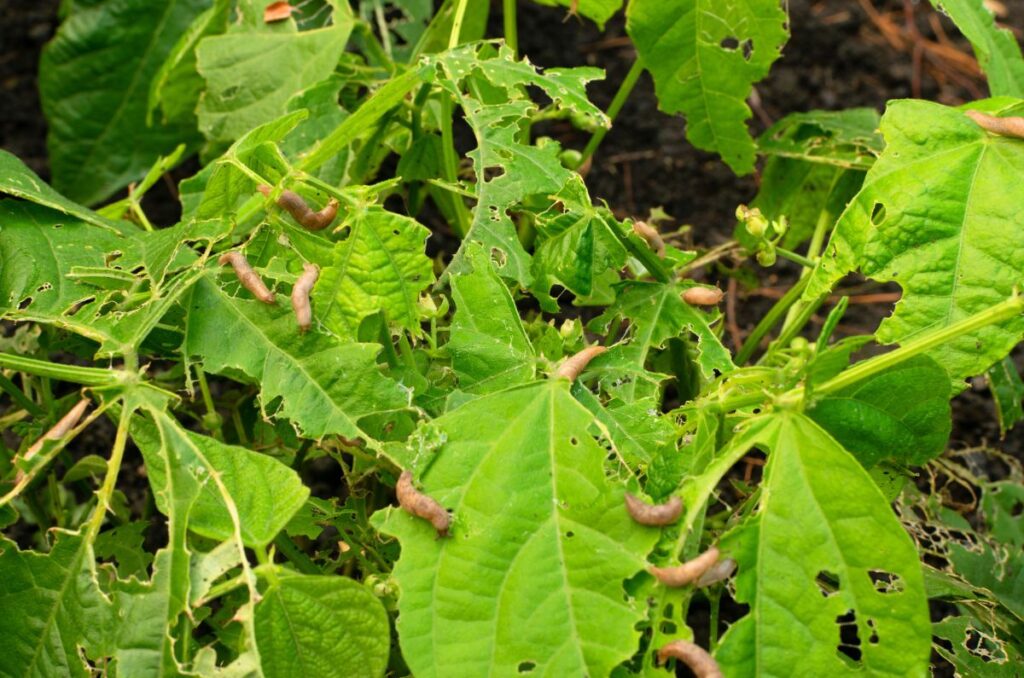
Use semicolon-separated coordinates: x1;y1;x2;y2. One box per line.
808;355;952;467
39;0;208;205
372;380;659;677
255;574;390;678
448;243;536;394
185;276;412;442
196;15;353;143
626;0;789;174
0;531;112;677
807;99;1024;380
715;413;931;676
0;150;126;231
930;0;1024;97
315;205;434;339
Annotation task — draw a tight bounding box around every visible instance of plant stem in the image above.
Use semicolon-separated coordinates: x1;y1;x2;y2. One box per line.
760;292;827;364
774;247;817;269
274;533;320;575
85;406;130;542
579;58;644;167
503;0;518;56
735;276;810;365
0;352;121;386
449;0;469;49
194;365;223;441
0;371;43;416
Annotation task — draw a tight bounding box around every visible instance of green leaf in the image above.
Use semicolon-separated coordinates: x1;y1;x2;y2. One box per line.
572;386;674;470
196;16;353;143
933;615;1024;677
756;108;883;170
931;0;1024;97
626;0;789;174
715;413;931;676
0;531;112;677
987;356;1024;435
255;574;390;678
448;243;536;394
185;276;412;442
808;355;952;467
39;0;208;205
531;0;622;28
0;150;125;231
435;44;608;284
315;205;434;339
590;280;734;388
372;381;659;677
807;99;1024;380
94;522;153;579
132;419;309;547
948;540;1024;621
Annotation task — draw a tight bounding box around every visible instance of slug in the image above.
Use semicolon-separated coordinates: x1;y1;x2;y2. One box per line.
396;470;451;537
555;346;607;381
218;251;275;304
624;493;683;526
695;558;737;587
291;263;319;333
965;110;1024;139
264;1;297;23
656;640;723;678
258;184;339;231
682;286;724;306
632;221;666;258
649;546;721;587
16;398;90;482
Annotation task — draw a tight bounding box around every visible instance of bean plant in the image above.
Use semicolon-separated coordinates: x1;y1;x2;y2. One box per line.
1;0;1022;676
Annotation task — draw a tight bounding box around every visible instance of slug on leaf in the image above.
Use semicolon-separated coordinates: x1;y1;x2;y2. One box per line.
632;221;666;258
291;263;319;333
258;184;339;231
656;640;723;678
965;110;1024;139
682;286;724;306
218;251;275;304
649;546;721;587
397;470;451;537
555;346;607;381
624;493;683;526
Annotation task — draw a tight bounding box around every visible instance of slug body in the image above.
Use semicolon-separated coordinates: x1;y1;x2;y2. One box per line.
624;493;683;526
291;263;319;333
264;1;296;22
632;221;666;258
218;252;276;304
682;286;724;306
966;110;1024;139
556;346;607;381
258;184;339;231
695;558;737;587
649;546;721;587
656;640;723;678
397;471;450;537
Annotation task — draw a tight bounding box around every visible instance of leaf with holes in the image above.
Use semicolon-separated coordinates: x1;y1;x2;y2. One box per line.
807;99;1024;380
315;205;434;340
627;0;790;174
371;380;659;677
715;413;931;676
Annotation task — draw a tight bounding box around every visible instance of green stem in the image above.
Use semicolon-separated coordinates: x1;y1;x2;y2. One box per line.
274;534;320;575
254;544;280;587
608;216;670;283
760;293;827;364
0;371;43;416
735;276;810;365
194;365;224;441
0;352;121;386
85;406;131;541
448;0;469;49
355;21;395;74
774;247;817;269
503;0;518;56
440;96;471;238
579;58;644;167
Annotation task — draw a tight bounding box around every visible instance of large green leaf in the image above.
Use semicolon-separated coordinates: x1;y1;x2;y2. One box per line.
715;413;931;676
808;355;952;467
807;99;1024;380
196;15;352;143
39;0;208;205
448;244;536;394
315;205;434;339
0;531;112;677
132;419;309;547
626;0;789;174
372;380;658;677
931;0;1024;97
434;44;608;285
185;275;412;442
254;574;390;678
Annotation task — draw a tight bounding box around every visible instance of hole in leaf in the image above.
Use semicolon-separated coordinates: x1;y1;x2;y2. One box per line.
868;570;904;594
569;437;578;446
1011;501;1023;517
64;297;95;317
483;166;505;182
564;531;574;538
964;624;1007;662
867;618;879;644
741;39;753;60
870;202;886;225
35;283;52;293
17;296;33;310
816;570;840;597
835;609;862;664
720;36;740;50
659;621;677;634
392;229;400;236
517;661;536;674
490;247;507;268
